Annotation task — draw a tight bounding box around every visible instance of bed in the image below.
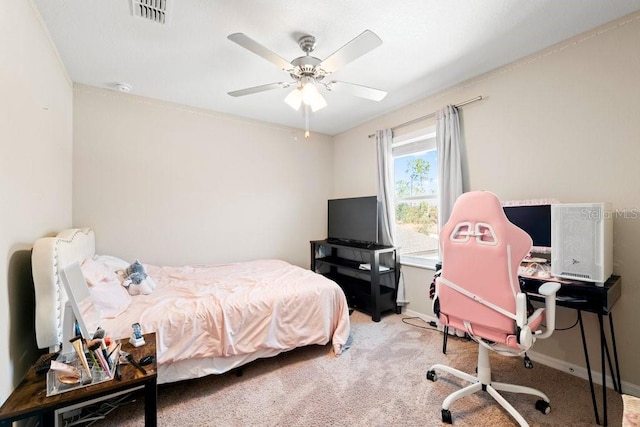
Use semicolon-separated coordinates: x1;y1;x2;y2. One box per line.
31;228;351;384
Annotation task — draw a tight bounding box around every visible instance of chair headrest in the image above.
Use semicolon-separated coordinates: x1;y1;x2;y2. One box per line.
441;190;532;268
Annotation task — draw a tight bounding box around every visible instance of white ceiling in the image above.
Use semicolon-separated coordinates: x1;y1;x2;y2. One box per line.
33;0;640;136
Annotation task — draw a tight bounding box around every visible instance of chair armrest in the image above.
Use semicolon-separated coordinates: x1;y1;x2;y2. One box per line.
536;281;561;339
515;293;528;327
538;281;561;296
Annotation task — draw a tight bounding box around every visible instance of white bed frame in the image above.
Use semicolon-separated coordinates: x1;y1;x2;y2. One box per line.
31;228;299;383
32;228;96;351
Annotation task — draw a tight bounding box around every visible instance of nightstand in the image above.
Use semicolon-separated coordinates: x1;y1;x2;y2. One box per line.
0;332;157;427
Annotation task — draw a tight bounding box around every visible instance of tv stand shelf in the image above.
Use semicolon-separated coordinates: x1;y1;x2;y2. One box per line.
311;240;400;322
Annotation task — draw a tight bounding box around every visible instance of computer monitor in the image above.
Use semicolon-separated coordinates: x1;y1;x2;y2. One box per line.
502;199;557;254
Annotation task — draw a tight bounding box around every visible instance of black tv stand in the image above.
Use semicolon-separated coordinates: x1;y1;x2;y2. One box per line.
310;240;400;322
326;239;376;249
326;237;345;245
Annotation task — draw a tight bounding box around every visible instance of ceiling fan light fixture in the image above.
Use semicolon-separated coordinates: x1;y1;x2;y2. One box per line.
284;88;303;110
300;79;327;112
301;80;320;104
309;94;327;112
228;30;386;134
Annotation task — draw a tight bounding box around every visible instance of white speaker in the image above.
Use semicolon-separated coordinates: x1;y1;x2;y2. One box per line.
551;203;612;284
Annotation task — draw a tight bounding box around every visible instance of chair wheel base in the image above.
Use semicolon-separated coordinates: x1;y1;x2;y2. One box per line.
535;399;551;414
426;370;437;381
442;409;453;424
442;408;452;424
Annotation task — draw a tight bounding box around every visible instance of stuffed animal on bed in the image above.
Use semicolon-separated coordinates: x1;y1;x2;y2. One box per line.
119;260;157;296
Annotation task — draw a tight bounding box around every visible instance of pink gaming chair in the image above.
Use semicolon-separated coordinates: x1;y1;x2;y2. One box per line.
426;191;560;426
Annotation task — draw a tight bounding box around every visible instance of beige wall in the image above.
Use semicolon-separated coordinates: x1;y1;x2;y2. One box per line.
333;12;640;391
0;0;73;403
72;86;334;268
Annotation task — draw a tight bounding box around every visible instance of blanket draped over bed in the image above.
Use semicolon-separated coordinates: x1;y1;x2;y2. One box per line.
31;228;351;384
101;259;350;366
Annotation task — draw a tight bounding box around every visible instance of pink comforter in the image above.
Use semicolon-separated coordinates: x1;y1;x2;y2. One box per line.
100;259;350;365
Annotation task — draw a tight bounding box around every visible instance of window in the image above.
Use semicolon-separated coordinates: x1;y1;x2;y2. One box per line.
392;126;439;268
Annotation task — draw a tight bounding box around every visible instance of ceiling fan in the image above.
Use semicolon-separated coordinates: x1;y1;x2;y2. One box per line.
227;30;388;116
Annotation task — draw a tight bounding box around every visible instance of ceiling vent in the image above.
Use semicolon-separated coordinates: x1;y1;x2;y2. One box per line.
131;0;169;24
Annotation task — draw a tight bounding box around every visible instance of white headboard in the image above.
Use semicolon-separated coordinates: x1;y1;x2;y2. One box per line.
32;228;96;350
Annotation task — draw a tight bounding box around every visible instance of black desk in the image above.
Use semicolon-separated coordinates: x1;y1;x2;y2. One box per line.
520;275;621;426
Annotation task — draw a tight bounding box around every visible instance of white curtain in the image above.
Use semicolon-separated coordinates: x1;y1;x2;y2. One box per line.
375;129;395;247
436;105;463;230
435;105;463;334
375;129;408;306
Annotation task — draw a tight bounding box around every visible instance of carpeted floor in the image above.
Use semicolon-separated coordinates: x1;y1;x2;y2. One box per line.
85;311;622;426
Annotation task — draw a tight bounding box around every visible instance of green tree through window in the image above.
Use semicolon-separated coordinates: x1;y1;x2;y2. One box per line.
395;158;438;236
393;127;439;266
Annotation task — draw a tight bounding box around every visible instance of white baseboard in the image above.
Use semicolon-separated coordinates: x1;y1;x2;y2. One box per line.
402;308;640;397
403;308;437;323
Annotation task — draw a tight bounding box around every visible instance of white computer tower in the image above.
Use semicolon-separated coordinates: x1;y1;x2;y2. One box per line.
551;202;613;283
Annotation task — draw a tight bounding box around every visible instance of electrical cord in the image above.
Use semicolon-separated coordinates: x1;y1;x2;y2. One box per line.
63;392;136;426
401;316;440;331
404;311;577;339
542;312;580;331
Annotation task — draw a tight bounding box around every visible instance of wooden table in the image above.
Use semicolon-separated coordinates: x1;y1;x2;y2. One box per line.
0;332;157;427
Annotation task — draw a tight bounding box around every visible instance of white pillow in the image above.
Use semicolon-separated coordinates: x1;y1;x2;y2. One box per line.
92;254;130;271
81;258;132;318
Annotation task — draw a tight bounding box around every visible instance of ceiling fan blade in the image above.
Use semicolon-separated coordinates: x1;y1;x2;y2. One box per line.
320;30;382;74
228;33;294;71
328;81;387;102
228;82;290;97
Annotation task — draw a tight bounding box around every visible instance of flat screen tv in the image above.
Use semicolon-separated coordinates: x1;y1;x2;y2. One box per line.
328;196;379;245
502;199;557;254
